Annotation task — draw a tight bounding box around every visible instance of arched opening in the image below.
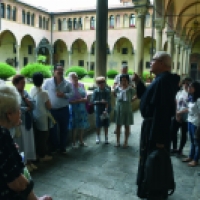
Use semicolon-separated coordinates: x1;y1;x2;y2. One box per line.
0;30;17;68
1;3;5;18
12;7;16;21
129;14;136;27
78;17;82;30
71;39;88;68
39;16;42;28
46;19;49;30
90;17;95;30
110;15;115;28
37;38;51;64
6;5;11;19
113;37;134;71
20;35;36;66
58;19;62;31
53;39;68;67
27;12;30;25
22;10;26;24
31;14;35;26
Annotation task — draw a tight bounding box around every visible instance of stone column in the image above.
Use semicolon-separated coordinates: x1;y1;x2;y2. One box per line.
135;7;147;75
16;45;20;73
50;47;54;67
179;44;184;76
186;47;191;75
174;38;180;74
88;51;91;71
95;0;108;78
166;30;175;58
155;18;164;51
68;50;71;68
182;45;188;76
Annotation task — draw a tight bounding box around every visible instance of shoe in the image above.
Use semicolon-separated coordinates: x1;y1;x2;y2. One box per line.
105;137;109;144
188;161;198;167
182;157;192;162
40;155;52;162
96;135;101;144
72;143;78;149
30;163;38;170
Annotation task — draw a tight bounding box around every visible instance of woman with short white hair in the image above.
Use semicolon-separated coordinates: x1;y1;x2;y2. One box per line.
0;85;52;200
68;72;89;148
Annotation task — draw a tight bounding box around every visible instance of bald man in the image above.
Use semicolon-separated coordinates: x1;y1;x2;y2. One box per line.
134;52;179;200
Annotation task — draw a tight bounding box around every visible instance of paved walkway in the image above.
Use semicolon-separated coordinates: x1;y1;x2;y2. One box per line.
33;111;200;200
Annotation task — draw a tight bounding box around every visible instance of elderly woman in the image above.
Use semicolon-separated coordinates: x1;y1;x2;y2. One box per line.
0;85;52;200
30;73;52;162
114;74;136;148
12;75;36;172
68;72;89;148
91;76;111;144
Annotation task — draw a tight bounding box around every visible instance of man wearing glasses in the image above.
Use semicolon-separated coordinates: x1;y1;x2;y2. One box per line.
134;51;180;200
43;63;73;154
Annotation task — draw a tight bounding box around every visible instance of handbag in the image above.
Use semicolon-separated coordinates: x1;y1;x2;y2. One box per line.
195;126;200;139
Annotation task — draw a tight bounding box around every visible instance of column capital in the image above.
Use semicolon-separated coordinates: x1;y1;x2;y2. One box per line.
154;18;165;30
135;6;148;17
166;30;175;37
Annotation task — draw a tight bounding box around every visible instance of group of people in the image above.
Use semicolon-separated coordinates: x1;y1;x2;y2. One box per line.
0;50;200;200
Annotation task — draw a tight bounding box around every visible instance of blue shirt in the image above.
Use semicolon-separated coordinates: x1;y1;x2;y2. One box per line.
42;77;73;109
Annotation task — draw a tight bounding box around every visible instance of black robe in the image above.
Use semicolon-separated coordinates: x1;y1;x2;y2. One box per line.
136;71;179;198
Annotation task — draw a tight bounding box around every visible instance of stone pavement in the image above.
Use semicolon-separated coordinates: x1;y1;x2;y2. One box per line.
32;111;200;200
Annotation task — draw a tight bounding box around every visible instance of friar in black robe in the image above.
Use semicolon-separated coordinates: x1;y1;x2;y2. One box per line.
134;53;180;200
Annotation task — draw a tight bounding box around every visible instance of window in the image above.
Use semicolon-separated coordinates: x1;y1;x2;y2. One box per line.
60;60;65;66
123;14;128;27
130;14;135;27
12;7;16;21
116;15;120;28
78;18;82;30
31;14;35;26
39;16;42;28
90;17;95;30
22;10;26;24
122;61;128;66
146;62;150;69
68;18;72;30
28;45;32;55
122;48;128;54
73;18;77;30
110;15;114;28
43;17;46;29
23;57;28;66
1;3;5;18
58;19;62;31
90;62;94;70
7;5;11;19
145;12;151;27
46;19;49;30
78;60;84;67
91;47;95;54
27;12;30;25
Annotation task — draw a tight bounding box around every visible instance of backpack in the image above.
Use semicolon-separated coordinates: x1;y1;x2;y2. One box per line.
142;149;176;198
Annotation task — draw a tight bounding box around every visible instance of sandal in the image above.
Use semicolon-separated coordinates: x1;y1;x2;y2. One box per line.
182;158;192;162
188;161;198;167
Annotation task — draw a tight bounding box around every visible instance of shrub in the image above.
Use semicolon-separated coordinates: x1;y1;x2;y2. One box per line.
0;63;16;80
37;55;47;63
107;69;118;79
66;66;87;79
128;70;134;75
21;63;52;78
88;70;94;78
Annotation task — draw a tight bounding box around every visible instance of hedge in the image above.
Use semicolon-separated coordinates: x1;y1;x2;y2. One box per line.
88;70;94;78
21;63;52;78
0;63;16;80
107;69;118;79
66;66;87;79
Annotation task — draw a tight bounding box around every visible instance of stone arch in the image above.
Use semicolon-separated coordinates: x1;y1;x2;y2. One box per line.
53;39;68;66
113;37;134;71
0;30;18;67
70;39;88;68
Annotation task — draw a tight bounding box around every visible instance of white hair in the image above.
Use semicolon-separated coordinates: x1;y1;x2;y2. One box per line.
154;51;172;68
0;85;21;121
68;72;78;81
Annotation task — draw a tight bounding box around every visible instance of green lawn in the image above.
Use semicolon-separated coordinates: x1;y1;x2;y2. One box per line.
6;78;114;92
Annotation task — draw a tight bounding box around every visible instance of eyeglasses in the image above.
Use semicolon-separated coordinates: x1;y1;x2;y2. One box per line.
97;81;105;84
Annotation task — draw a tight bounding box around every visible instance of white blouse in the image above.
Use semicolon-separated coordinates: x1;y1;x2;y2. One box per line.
188;98;200;127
